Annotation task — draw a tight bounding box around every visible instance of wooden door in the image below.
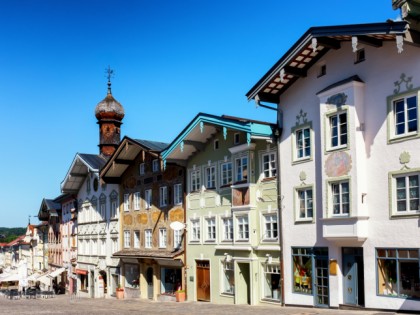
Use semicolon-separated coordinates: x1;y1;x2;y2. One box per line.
196;261;210;301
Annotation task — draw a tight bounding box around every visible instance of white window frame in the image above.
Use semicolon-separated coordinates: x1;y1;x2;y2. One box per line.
174;229;182;249
100;239;106;256
222;217;233;241
145;229;152;248
124;193;130;212
190;169;201;192
134;231;140;249
190;219;201;242
236;215;249;241
221;261;235;295
124;230;130;248
326;110;348;151
145;189;152;209
329;180;350;217
235;156;248;182
205;217;216;242
390;171;420;216
139;163;145;175
134;192;140;210
152;159;159;172
205;166;216;189
174;183;183;205
262;213;278;241
159;186;168;207
296;186;314;221
294;126;311;161
159;228;167;248
221;162;232;186
393;94;418;138
262;151;277;178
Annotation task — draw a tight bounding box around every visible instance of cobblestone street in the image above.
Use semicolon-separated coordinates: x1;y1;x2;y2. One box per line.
0;295;412;315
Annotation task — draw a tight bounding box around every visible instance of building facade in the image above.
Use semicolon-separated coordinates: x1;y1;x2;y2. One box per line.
101;136;185;300
162;113;279;305
247;21;420;311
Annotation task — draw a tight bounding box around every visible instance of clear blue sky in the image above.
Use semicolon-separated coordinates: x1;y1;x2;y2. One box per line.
0;0;399;228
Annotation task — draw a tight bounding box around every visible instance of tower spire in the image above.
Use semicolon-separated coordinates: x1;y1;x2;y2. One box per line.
105;65;114;95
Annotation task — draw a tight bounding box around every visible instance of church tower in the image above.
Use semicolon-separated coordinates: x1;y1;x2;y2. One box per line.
95;67;125;157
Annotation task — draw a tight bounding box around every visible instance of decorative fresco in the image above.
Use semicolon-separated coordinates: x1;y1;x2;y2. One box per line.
394;73;413;94
325;151;352;177
399;151;411;169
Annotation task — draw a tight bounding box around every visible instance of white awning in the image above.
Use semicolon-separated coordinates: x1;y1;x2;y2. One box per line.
27;273;40;281
0;273;21;282
48;267;66;278
37;275;51;286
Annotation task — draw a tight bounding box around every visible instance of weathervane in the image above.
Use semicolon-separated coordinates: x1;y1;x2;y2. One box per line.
105;65;115;94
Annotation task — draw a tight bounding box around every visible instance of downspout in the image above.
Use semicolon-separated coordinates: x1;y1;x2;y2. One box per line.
276;106;285;306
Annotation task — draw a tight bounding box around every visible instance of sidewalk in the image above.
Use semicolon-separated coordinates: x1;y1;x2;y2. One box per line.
0;294;410;315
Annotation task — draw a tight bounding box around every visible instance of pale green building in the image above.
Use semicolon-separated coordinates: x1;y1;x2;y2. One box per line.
162;113;280;306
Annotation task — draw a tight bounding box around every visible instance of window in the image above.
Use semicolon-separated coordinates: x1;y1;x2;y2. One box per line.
236;216;249;240
388;91;419;143
222;217;233;241
134;231;140;249
393;173;420;214
174;184;183;205
318;64;326;77
328;111;348;149
145;229;152;248
124;194;130;212
355;48;365;63
112;238;118;253
263;214;278;240
331;181;350;216
134;192;140;210
152;159;159;172
295;127;311;160
190;169;201;192
394;95;418;137
263;264;281;301
124;263;140;289
234;133;240;145
206;218;216;241
292;248;313;295
139;163;145;175
145;189;152;209
206;166;216;189
376;248;420;299
214;139;219;150
124;230;130;248
235;156;248;182
262;152;277;178
297;187;313;220
190;220;200;242
100;239;106;256
159;228;167;248
222;261;235;295
174;230;182;249
159;186;168;207
100;203;106;220
221;162;232;186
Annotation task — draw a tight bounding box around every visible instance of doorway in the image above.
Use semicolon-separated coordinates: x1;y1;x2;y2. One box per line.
196;260;210;301
342;248;364;306
90;271;95;298
237;263;250;305
99;270;107;294
146;267;154;299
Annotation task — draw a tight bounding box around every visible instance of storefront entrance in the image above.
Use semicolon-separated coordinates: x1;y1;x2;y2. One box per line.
146;267;153;299
196;260;210;301
342;247;364;306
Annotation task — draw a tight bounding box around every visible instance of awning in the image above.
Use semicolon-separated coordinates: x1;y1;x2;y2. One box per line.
75;269;88;275
37;275;51;286
0;273;21;282
27;273;40;281
48;267;66;278
155;259;184;267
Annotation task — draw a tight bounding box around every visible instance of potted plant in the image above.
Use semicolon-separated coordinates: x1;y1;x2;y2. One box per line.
116;284;124;299
175;289;186;302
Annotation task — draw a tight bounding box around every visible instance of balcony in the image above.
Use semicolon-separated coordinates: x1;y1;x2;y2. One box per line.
321;216;368;244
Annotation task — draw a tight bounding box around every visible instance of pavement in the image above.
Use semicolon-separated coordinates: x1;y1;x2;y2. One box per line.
0;294;414;315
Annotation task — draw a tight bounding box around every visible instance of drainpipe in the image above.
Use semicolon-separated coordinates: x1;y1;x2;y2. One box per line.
276;107;284;306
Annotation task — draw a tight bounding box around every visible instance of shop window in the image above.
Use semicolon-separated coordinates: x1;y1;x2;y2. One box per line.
161;268;182;295
124;263;140;289
263;264;281;301
292;248;313;295
376;248;420;299
221;261;235;295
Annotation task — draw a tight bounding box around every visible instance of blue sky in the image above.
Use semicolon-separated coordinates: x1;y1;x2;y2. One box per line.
0;0;399;228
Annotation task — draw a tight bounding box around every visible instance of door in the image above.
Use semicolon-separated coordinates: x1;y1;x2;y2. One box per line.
343;248;364;306
90;271;95;298
196;260;210;301
314;255;329;306
237;263;251;305
146;267;153;299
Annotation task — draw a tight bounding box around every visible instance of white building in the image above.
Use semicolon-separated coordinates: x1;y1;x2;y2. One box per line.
247;20;420;311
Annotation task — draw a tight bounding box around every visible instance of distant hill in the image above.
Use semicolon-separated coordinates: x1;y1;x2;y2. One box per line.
0;227;26;243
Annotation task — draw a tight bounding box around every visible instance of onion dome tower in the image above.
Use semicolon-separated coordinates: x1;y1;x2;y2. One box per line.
95;67;125;157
